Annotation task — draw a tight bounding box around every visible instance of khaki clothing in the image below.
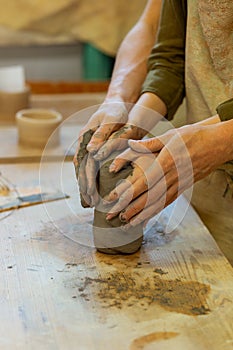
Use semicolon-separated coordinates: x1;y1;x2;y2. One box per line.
142;0;233;121
192;172;233;266
142;0;233;264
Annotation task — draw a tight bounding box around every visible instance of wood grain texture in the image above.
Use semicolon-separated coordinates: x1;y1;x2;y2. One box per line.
0;162;232;350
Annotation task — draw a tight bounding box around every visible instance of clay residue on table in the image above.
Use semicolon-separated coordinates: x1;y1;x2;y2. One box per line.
35;221;211;318
130;332;179;350
77;270;210;316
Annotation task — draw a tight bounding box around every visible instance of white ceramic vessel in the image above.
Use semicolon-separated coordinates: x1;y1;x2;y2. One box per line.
16;108;62;149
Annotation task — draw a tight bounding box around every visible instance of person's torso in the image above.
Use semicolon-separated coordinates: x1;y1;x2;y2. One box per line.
185;0;233;122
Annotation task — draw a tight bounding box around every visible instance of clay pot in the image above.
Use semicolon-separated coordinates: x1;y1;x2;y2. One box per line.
16;108;62;149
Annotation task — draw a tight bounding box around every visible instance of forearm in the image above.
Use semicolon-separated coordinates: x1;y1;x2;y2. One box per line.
106;23;157;104
105;0;162;104
217;119;233;162
126;92;167;133
196;114;221;125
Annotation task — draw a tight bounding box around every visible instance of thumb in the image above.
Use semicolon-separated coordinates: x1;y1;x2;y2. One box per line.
129;137;164;153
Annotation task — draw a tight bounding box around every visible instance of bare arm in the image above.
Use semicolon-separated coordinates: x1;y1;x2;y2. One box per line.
106;0;162;104
74;1;162;207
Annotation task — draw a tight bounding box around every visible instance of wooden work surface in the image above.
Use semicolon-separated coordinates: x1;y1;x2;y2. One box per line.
0;162;233;350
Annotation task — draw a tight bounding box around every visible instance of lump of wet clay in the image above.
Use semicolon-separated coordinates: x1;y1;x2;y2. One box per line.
76;129;94;208
93;152;144;255
75;130;143;254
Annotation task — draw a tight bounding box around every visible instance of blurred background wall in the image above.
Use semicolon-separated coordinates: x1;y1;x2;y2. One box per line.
0;0;186;125
0;0;147;81
0;44;83;81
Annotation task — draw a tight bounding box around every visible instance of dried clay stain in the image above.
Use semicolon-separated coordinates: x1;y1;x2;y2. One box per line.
77;271;210;316
130;331;179;350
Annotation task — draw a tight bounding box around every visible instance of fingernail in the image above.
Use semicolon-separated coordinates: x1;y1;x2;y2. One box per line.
103;191;117;203
129;140;149;153
106;213;115;221
102;198;112;206
109;164;116;173
121;223;131;232
129;219;139;228
93;153;102;160
87;144;98;154
120;214;128;223
128;140;138;148
90;196;96;208
108;166;116;173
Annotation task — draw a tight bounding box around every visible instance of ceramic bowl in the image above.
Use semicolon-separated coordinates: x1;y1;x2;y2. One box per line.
16;108;62;149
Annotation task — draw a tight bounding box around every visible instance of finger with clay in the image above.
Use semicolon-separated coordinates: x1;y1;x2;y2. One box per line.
73;101;130;207
106;120;230;228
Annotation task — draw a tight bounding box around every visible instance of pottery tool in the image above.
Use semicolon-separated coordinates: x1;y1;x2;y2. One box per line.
0;191;69;213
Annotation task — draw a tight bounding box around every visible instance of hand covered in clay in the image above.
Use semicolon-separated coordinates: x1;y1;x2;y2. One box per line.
73;101;129;206
105;122;230;227
73;99;160;207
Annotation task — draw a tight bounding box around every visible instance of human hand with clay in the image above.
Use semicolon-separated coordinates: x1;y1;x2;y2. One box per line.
74;93;165;207
73;100;130;207
104;115;233;228
73;0;163;207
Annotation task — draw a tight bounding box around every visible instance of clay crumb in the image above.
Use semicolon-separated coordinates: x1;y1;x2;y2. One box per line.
154;268;168;275
77;272;211;316
65;263;78;267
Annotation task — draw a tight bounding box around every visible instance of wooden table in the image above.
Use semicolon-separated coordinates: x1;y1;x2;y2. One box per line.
0;124;78;163
0;162;232;350
0;94;232;349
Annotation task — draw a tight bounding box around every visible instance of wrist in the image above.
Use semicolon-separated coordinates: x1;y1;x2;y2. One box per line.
212;120;233;162
105;87;139;105
103;94;125;103
137;92;167;116
105;72;143;104
103;95;134;114
222;119;233;161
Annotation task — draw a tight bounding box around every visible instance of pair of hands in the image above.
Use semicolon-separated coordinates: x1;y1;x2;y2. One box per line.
74;100;158;207
104;122;225;228
74;101;223;228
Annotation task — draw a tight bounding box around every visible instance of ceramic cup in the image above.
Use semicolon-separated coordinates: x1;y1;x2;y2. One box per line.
0;86;30;122
16;108;63;149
